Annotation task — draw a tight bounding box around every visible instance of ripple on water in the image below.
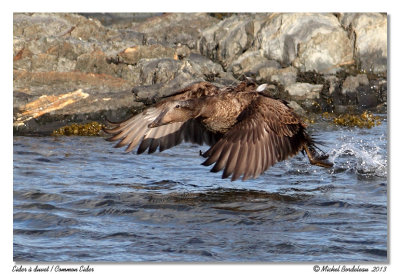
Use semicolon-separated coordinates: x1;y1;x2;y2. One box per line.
13;119;387;262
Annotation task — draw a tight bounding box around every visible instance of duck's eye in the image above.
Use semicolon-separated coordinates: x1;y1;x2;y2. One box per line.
175;104;180;109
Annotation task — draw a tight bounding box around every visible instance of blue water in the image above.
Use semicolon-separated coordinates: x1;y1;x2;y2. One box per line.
13;117;387;262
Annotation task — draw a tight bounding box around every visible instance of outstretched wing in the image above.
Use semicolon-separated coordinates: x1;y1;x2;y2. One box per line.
105;107;220;154
104;82;222;153
201;95;308;181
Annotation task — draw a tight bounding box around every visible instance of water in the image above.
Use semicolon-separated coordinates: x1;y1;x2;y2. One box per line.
13;117;388;262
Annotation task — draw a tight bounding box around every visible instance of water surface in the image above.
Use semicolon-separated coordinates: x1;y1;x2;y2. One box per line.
13;118;387;262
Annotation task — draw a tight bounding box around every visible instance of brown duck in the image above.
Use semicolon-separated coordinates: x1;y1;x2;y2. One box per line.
104;80;333;181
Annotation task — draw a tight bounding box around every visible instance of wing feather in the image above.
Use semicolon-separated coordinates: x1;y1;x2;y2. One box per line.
202;96;308;181
232;142;248;180
222;142;240;179
210;142;232;173
106;114;217;154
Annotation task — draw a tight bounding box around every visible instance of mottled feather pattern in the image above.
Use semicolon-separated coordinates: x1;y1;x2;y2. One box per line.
105;80;332;181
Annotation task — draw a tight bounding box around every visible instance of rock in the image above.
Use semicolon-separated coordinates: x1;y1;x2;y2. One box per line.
293;30;354;73
80;13;159;26
330;74;372;108
13;70;132;96
374;79;387;104
285;83;323;99
255;13;354;73
229;50;280;77
341;74;369;95
13;69;137;134
14;13;73;40
186;53;236;84
175;44;191;60
13;12;387;134
254;65;298;87
116;45;176;65
357;85;378;109
13;13;119;41
75;50;117;75
270;67;298;86
323;75;340;94
30;53;59;72
339;13;387;73
14;89;89;127
134;13;219;48
133;55;235;104
13;87;140;135
198;14;255;69
137;58;183;86
287;101;306;116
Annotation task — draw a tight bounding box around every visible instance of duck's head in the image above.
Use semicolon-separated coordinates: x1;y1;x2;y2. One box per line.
148;100;200;128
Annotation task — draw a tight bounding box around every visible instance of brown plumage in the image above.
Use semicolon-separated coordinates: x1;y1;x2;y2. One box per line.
104;80;333;181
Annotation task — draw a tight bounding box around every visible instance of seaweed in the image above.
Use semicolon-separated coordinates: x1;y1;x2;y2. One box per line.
320;111;382;128
52;121;105;136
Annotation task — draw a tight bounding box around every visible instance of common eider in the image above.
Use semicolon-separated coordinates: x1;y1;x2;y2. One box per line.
104;80;333;181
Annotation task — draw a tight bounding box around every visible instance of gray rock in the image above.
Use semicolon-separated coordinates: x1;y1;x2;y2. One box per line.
285;83;323;99
137;58;182;86
115;44;176;65
339;13;387;73
341;74;369;95
13;70;133;97
287;101;306;116
255;65;298;87
198;14;256;69
30;53;58;72
270;67;298;86
134;13;219;48
75;50;118;75
229;50;279;77
186;53;236;84
14;13;73;40
80;13;160;26
255;13;354;74
13;12;387;134
133;55;235;104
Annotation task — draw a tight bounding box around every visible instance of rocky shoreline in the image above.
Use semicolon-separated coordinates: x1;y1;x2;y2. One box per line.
13;13;387;135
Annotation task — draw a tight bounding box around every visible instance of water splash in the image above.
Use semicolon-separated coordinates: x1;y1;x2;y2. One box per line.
329;135;387;178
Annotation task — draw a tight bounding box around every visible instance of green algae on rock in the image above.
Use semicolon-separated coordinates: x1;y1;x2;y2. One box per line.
52;121;104;136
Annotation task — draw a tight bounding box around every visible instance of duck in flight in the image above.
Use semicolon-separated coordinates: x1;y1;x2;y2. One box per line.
104;80;333;181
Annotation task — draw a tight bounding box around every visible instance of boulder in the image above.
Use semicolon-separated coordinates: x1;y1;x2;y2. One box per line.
285;83;323;99
341;74;369;95
229;50;279;77
255;13;354;74
198;14;256;69
339;13;387;73
270;67;298;87
330;74;372;107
